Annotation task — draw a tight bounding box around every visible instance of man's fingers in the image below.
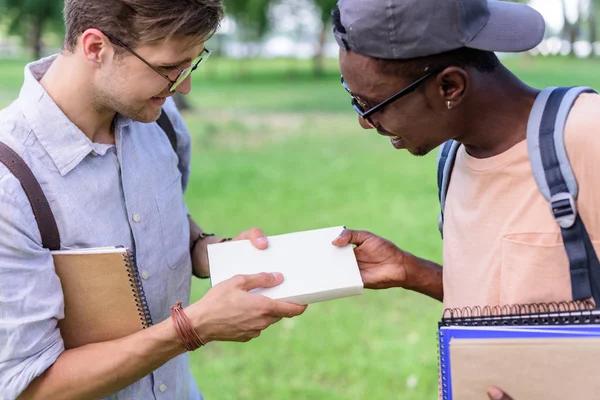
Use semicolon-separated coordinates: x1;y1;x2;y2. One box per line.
268;300;308;318
234;227;268;249
249;227;268;249
233;272;284;291
332;229;372;247
487;386;513;400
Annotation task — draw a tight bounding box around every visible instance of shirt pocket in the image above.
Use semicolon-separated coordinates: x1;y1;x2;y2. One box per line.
155;172;189;270
499;232;600;306
500;233;572;305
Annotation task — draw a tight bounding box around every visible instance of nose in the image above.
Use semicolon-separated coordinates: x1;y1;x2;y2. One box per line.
358;115;375;130
174;75;192;96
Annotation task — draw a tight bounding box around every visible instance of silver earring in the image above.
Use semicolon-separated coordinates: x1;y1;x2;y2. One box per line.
447;101;452;110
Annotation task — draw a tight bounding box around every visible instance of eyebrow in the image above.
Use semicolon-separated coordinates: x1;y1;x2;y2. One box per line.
156;58;192;69
355;93;379;107
154;48;206;69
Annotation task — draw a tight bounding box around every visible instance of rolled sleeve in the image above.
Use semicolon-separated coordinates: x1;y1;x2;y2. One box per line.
0;171;65;399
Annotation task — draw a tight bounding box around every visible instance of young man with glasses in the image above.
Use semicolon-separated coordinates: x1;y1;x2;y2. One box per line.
331;0;600;399
0;1;306;399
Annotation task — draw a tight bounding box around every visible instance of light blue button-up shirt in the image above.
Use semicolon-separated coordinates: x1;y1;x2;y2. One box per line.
0;55;202;400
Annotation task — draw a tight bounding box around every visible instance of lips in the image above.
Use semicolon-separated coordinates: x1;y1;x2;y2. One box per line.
151;96;167;106
372;124;406;150
390;137;406;149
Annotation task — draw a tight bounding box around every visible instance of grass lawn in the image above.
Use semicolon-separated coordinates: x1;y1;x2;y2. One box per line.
1;54;599;399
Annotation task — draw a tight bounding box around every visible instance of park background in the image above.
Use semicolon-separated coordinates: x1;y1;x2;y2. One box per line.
1;0;599;399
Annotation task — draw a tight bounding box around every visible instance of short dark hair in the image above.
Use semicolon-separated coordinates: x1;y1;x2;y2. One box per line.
64;0;225;51
373;48;500;79
333;6;500;78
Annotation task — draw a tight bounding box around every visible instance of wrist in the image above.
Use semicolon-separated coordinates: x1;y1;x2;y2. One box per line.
399;251;422;291
170;301;207;351
402;253;444;301
185;302;215;344
191;235;232;279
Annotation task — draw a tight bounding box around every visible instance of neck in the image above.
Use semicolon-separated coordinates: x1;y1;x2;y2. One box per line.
458;65;539;159
40;52;116;144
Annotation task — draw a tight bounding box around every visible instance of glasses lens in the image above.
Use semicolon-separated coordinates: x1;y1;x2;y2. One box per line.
363;115;376;129
352;98;368;114
170;50;212;92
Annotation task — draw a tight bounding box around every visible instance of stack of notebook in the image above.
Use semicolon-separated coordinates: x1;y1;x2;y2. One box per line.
438;302;600;399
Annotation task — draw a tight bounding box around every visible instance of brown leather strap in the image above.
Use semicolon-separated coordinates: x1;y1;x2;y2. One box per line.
171;301;205;351
0;142;60;250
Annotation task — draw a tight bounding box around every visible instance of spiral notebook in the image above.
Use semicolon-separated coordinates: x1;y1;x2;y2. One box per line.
51;246;152;349
438;302;600;400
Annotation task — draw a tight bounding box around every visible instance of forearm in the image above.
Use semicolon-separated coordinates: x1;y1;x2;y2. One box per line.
188;215;226;278
403;252;444;302
19;318;186;400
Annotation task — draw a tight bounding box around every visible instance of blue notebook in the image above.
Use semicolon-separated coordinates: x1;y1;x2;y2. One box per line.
437;302;600;400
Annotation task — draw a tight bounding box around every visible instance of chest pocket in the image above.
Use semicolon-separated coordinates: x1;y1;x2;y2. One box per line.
500;232;600;305
155;172;189;270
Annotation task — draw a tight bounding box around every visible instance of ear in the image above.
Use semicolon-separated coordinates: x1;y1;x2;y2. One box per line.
433;66;468;108
80;28;113;66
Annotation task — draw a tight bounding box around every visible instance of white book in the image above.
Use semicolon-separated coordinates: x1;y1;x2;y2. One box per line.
207;226;364;305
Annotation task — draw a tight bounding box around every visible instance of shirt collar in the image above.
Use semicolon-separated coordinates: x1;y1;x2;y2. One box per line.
19;54;133;176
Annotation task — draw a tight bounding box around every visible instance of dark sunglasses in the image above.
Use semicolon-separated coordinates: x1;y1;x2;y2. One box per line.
341;68;441;127
102;31;212;92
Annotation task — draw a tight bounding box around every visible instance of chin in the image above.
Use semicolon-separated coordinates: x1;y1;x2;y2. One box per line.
120;103;163;124
407;146;431;157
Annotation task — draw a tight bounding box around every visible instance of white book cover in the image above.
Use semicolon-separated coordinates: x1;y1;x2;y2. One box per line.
207;226;364;305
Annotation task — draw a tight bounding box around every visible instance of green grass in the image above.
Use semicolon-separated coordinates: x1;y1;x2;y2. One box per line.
1;54;599;399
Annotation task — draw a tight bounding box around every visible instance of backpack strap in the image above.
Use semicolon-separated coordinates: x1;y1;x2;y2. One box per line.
527;86;600;304
437;139;461;238
0;142;60;250
157;108;178;153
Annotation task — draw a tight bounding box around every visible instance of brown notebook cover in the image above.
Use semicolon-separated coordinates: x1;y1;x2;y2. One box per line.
51;247;152;349
450;337;600;399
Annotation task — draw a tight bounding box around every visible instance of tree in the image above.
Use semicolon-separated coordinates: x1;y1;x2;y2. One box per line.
588;0;599;57
224;0;272;42
313;0;337;76
222;0;272;77
0;0;63;59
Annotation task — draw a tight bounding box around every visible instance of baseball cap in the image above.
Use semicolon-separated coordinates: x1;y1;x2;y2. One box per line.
333;0;546;60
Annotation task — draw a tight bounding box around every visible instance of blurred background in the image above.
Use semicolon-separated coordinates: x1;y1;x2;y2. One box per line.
0;0;599;399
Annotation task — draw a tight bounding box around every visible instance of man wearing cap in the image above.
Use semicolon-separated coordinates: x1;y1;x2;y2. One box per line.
331;1;600;399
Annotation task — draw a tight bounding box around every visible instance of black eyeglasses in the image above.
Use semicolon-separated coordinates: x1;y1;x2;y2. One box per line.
102;31;212;92
341;68;440;127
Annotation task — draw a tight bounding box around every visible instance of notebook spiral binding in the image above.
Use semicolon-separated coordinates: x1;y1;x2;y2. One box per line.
123;251;153;328
439;300;597;328
437;329;448;400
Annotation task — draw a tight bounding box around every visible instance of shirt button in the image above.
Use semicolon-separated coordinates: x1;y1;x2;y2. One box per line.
91;150;98;156
141;271;150;280
132;213;141;223
159;384;167;392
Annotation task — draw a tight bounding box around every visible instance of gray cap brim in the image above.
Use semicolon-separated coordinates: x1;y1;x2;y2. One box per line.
467;0;546;53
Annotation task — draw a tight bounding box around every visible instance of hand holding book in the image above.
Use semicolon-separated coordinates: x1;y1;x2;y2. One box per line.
185;272;307;343
332;228;443;301
190;222;269;279
331;228;407;289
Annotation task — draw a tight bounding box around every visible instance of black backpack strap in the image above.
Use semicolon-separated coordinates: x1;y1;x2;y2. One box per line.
0;142;60;250
437;139;461;238
527;86;600;304
157;108;178;153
